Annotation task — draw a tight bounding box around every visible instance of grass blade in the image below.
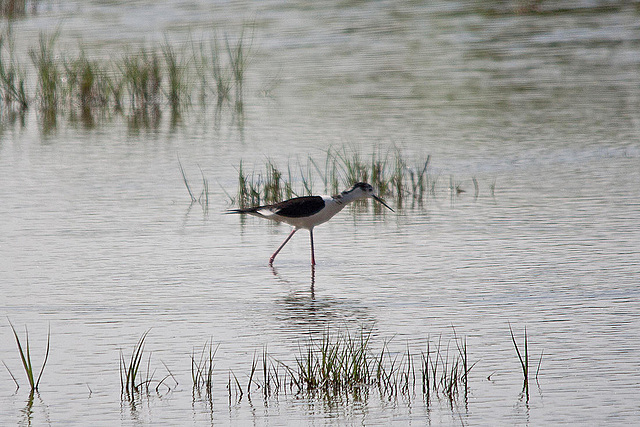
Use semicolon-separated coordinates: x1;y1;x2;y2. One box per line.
178;156;196;202
35;325;51;389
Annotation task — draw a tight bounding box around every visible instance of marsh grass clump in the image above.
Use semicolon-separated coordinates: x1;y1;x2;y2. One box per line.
118;47;164;129
120;47;162;111
190;40;209;106
409;155;430;200
256;347;287;399
0;32;28;113
119;330;150;397
263;160;283;203
2;27;254;128
232;148;447;209
369;333;472;404
227;369;245;404
338;151;368;191
208;36;232;108
235;160;263;208
289;328;373;398
118;330;177;399
228;328;378;403
420;333;473;404
29;31;61;121
225;27;252;112
231;328;474;407
198;28;252;112
229;147;495;213
63;52;112;125
4;320;50;393
191;339;218;397
162;40;190;115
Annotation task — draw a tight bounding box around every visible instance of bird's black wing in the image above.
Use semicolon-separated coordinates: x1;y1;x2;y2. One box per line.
274;196;325;218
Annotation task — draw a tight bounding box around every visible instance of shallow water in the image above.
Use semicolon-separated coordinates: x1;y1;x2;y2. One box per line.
2;1;640;425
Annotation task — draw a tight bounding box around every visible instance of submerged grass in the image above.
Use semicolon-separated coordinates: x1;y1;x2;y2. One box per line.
225;327;473;407
0;26;253;127
5;320;50;392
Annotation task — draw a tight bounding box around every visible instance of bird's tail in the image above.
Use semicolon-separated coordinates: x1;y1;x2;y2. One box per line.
226;207;260;215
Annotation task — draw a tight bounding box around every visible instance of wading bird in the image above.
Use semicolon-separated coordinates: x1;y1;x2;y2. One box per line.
228;182;394;265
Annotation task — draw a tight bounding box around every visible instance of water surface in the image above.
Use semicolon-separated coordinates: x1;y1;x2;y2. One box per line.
1;1;640;425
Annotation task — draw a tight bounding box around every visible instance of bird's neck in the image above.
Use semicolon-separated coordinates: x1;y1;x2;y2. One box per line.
332;191;361;205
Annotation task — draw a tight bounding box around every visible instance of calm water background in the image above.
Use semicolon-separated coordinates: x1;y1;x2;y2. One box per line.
2;1;640;425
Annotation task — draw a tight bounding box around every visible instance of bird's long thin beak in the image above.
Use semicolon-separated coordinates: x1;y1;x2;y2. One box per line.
372;194;394;212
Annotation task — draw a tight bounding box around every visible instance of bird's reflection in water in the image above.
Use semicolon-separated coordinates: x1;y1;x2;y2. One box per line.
270;265;374;334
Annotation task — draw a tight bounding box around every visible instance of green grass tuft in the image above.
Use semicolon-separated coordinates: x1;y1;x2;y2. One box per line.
119;330;150;397
162;39;190;114
6;320;50;392
0;32;29;113
191;338;218;397
29;31;61;121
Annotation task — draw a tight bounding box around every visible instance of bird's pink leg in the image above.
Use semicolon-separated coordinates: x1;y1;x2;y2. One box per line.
310;229;316;266
269;228;297;265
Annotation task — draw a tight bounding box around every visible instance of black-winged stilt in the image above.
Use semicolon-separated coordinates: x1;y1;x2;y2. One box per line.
228;182;394;266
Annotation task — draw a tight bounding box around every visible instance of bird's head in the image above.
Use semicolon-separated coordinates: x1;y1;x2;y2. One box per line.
345;182;394;212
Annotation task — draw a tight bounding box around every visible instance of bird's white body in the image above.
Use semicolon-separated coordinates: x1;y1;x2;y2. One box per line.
250;195;345;230
228;182;393;265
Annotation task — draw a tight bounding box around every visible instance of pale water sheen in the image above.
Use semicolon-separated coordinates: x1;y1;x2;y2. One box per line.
1;1;640;425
